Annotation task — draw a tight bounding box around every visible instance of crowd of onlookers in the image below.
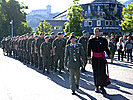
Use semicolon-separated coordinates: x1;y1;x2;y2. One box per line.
104;34;133;63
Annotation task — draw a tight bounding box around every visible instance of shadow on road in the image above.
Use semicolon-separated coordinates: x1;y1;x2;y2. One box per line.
3;53;133;100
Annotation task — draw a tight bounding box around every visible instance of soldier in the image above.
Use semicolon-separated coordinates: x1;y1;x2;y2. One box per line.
35;33;44;70
64;35;85;95
66;32;75;45
49;32;55;71
49;32;55;44
40;36;52;74
88;27;112;94
79;30;88;72
52;32;66;74
31;35;38;67
1;37;6;55
26;33;34;65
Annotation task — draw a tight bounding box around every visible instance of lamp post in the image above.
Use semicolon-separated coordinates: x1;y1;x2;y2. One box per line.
10;20;13;38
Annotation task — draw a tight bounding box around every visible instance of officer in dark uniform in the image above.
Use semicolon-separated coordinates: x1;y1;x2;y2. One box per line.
52;32;66;74
40;36;52;74
79;30;88;72
64;35;85;95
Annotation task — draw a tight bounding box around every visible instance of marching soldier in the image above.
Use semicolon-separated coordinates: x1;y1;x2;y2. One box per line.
64;35;85;95
1;37;6;55
26;33;34;65
40;36;52;74
35;33;44;70
79;30;88;72
52;32;66;74
31;35;38;67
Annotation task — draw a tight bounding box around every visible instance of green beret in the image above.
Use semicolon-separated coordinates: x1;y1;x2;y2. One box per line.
57;32;62;35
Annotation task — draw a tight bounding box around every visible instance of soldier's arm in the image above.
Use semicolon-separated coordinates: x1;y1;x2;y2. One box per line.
40;43;43;57
79;44;86;65
64;45;69;68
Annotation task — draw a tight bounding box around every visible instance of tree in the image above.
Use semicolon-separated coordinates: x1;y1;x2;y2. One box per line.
119;3;133;34
0;0;32;41
64;0;84;36
36;20;53;34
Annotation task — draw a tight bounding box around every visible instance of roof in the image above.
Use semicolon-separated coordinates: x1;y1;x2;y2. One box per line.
92;0;122;4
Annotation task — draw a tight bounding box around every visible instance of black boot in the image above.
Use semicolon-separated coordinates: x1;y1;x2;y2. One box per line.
76;84;79;89
72;90;76;95
95;86;100;93
100;86;106;94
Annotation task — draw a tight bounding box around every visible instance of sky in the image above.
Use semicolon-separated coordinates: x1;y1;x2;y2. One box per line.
17;0;126;13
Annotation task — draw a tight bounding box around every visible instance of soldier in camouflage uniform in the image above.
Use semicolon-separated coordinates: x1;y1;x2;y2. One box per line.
40;36;52;74
31;35;38;67
52;32;66;74
1;37;6;55
79;30;89;72
49;32;55;71
26;33;34;65
35;33;44;70
64;35;85;95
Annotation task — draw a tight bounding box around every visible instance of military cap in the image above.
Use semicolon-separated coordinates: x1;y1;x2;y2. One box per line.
34;35;38;38
39;32;43;36
82;30;87;33
69;35;76;40
44;36;49;39
51;32;55;35
64;35;67;37
44;33;48;36
57;32;62;35
70;32;75;36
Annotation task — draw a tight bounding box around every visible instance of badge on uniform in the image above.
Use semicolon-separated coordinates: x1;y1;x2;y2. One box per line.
73;56;77;62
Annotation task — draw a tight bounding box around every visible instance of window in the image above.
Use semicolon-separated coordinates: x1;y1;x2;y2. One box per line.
105;20;109;26
110;21;113;26
116;21;119;26
97;20;101;26
88;21;92;26
84;21;88;27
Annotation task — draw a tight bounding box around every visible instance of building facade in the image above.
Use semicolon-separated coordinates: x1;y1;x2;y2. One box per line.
48;0;124;35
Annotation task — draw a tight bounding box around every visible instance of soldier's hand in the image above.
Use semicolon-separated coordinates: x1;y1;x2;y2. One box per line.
64;66;67;70
89;59;92;65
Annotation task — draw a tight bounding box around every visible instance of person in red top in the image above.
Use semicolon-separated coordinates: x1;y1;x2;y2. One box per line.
88;27;112;94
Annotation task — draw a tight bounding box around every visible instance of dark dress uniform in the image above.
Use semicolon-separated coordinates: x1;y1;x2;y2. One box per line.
64;43;85;93
52;38;66;73
40;41;52;73
79;36;88;71
88;37;111;87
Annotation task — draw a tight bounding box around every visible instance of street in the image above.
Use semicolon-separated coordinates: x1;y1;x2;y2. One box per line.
0;48;133;100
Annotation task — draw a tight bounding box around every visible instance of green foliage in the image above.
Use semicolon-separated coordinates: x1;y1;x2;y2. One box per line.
0;0;32;41
36;20;53;34
119;3;133;34
64;0;84;36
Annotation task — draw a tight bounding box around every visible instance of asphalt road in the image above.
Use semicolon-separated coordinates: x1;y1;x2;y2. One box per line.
0;48;133;100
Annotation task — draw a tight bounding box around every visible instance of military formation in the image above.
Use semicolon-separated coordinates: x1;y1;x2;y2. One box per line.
1;30;133;95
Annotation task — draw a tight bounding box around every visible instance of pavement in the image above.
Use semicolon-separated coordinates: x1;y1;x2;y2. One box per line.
0;48;133;100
